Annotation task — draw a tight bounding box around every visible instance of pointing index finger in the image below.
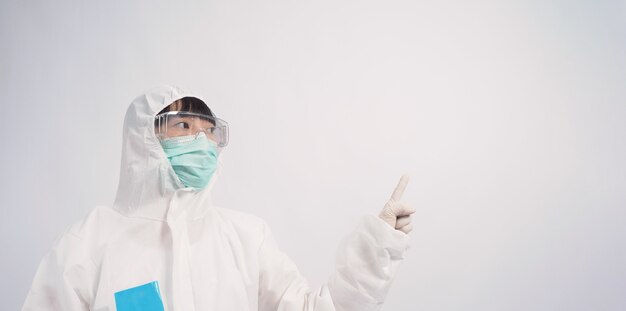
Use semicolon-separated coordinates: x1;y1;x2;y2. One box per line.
390;174;410;202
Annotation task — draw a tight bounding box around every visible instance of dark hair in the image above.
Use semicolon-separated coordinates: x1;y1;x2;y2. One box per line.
155;97;216;129
157;97;214;116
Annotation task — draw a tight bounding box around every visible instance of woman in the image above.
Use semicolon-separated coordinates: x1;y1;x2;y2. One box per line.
22;85;416;311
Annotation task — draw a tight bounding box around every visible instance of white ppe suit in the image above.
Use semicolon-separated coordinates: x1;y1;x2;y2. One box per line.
22;86;410;311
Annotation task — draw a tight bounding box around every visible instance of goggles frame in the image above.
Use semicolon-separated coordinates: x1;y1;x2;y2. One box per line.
154;111;229;148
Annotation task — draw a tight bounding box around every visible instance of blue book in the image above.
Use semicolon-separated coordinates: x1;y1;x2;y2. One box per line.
114;281;165;311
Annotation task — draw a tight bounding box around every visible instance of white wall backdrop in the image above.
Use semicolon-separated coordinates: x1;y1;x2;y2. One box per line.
1;0;625;310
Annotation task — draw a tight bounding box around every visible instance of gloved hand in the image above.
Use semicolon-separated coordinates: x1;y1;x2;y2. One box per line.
378;175;416;234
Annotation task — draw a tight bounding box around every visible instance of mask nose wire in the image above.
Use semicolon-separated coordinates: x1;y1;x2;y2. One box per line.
193;128;218;145
194;129;205;139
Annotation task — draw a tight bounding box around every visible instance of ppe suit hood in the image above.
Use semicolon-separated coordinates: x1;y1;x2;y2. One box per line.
113;85;223;222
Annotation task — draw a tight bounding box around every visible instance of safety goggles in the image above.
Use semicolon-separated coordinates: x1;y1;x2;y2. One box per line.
154;111;229;147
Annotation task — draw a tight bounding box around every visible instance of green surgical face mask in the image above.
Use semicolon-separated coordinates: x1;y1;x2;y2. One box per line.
160;133;218;190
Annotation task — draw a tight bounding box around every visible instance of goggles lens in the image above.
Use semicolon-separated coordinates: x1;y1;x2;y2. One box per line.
155;111;229;147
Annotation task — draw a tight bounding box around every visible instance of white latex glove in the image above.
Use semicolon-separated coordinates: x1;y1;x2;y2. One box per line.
378;175;416;234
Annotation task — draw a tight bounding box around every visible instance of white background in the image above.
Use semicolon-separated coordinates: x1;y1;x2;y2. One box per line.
1;0;625;310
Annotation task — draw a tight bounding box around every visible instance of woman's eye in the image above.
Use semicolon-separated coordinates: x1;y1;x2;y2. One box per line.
174;122;190;129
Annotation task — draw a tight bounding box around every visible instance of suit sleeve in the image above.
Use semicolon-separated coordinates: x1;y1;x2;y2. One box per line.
257;214;410;311
327;214;410;311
